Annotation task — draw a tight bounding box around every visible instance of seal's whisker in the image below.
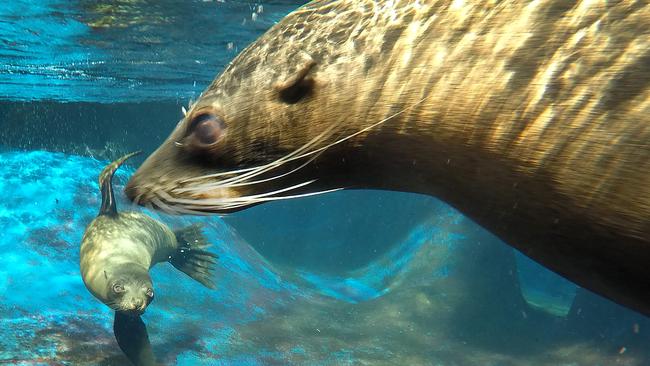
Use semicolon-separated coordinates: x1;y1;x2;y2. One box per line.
150;195;178;216
152;190;216;215
222;129;334;186
178;151;321;194
175;187;344;211
276;94;430;165
172;98;422;203
153;188;174;202
238;187;344;203
220;179;317;200
168;180;317;206
197;97;423;190
179;165;260;184
177;160;285;190
195;128;330;187
180;123;337;186
133;192;145;207
171;205;215;216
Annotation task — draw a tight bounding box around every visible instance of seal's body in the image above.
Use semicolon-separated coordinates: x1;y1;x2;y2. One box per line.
125;1;649;315
80;152;217;365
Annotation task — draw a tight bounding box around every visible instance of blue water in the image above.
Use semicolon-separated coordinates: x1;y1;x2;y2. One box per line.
0;0;299;102
1;1;649;365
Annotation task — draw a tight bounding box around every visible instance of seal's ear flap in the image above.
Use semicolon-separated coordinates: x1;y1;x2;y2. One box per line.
114;312;157;366
274;51;316;104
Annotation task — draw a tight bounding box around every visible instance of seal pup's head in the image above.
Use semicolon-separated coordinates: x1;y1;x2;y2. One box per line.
104;264;154;315
81;151;156;315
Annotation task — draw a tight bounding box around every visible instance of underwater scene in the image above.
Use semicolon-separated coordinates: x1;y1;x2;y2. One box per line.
1;1;649;365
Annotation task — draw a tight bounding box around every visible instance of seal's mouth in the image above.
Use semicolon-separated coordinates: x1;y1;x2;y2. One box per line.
107;292;151;315
116;302;148;316
124;308;146;316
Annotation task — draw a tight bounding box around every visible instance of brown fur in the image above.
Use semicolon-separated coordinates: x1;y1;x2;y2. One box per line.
125;0;650;314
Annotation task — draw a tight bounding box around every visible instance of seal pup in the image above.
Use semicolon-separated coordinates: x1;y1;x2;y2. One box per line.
124;0;649;315
80;152;218;365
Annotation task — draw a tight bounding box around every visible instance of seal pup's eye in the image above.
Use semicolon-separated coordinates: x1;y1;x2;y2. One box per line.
112;283;125;293
145;288;154;298
184;112;226;148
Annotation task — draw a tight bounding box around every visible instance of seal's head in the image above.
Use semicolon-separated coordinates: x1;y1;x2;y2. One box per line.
125;3;402;213
104;264;155;315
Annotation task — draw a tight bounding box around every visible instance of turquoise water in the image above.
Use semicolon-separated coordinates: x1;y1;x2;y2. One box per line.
0;0;295;102
1;1;649;365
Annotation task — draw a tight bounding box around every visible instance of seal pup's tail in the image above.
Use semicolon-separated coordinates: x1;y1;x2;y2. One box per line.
170;223;219;289
98;151;141;217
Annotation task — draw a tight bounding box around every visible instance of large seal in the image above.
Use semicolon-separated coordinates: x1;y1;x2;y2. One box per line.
80;152;218;365
125;1;650;315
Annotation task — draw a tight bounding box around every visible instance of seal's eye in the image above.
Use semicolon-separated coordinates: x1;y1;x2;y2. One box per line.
112;283;125;293
145;288;154;298
187;113;225;146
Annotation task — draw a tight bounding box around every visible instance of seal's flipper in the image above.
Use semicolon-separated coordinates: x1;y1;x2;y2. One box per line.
99;151;141;217
170;223;218;289
113;311;157;366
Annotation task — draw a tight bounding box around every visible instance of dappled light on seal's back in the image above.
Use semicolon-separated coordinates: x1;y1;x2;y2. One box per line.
127;0;649;317
0;0;649;365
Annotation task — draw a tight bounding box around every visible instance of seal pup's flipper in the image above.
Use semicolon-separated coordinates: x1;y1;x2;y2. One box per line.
113;311;157;366
170;223;219;289
99;151;141;217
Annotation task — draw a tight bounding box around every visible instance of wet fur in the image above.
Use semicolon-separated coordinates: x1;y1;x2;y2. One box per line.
126;1;649;315
80;211;177;313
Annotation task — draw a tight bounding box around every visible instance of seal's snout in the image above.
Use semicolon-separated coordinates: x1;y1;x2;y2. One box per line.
128;297;147;314
124;146;176;206
124;177;141;202
124;169;155;206
124;149;159;205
